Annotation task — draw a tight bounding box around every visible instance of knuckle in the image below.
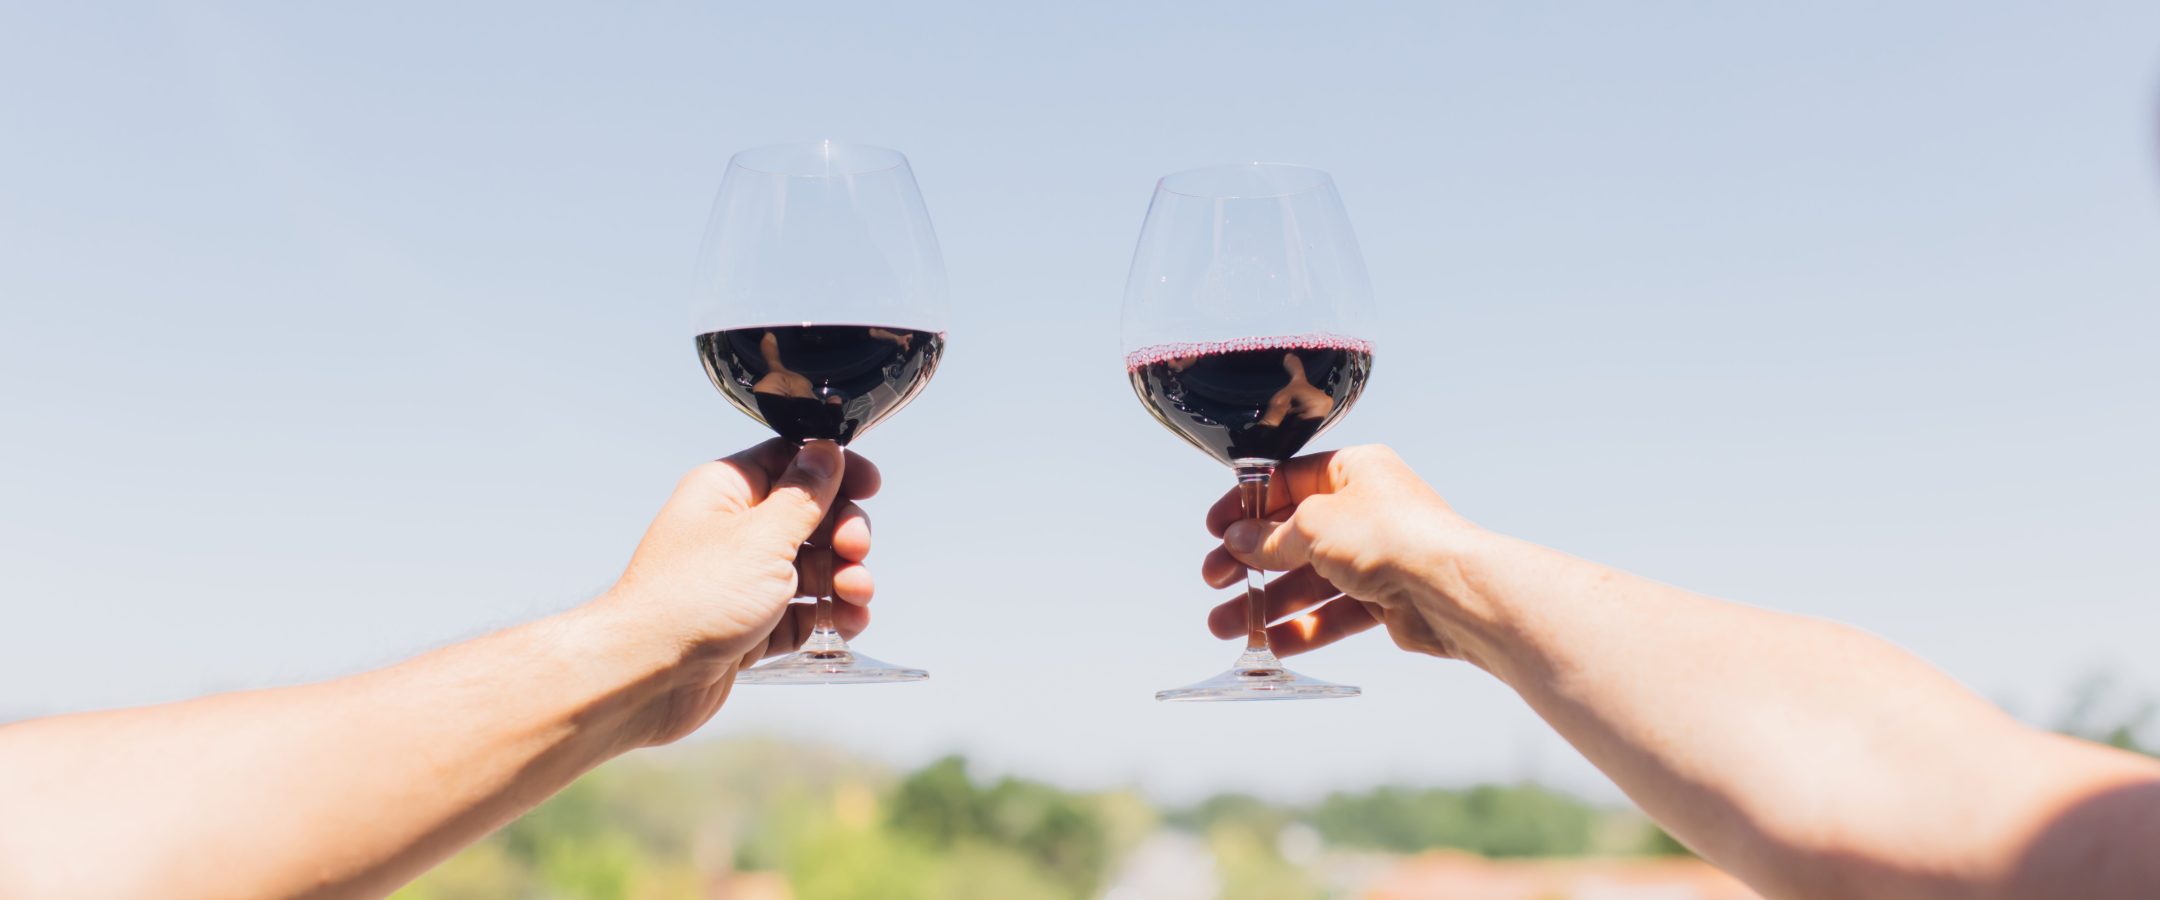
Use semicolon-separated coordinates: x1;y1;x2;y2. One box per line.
1336;444;1402;478
679;461;727;492
768;483;819;513
762;557;801;592
1295;496;1340;531
1303;534;1338;570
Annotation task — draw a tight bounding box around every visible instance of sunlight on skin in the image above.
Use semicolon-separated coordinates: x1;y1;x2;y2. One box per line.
1293;613;1320;642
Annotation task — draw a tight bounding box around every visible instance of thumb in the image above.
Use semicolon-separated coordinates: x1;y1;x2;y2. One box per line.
754;440;845;543
1223;516;1313;573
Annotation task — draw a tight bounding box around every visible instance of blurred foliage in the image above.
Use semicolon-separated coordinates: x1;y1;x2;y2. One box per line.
1307;783;1599;857
1167;782;1604;860
885;755;1112;897
1206;819;1324;900
1638;824;1694;857
1167;792;1295;836
393;738;1728;900
382;677;2160;898
393;743;1145;900
2054;671;2157;756
783;817;942;900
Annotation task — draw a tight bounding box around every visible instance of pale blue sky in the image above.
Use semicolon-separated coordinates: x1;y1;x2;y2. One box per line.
3;1;2156;802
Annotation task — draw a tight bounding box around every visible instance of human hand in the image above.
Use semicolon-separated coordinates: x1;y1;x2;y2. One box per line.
600;438;879;745
1200;445;1488;661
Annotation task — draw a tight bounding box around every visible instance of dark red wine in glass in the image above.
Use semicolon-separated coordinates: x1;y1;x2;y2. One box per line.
1127;335;1372;467
698;324;945;446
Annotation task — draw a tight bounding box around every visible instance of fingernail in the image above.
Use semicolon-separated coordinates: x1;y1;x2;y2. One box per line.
796;442;838;480
1225;521;1258;553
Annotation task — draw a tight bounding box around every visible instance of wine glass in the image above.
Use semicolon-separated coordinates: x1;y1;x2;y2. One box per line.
691;140;946;684
1121;163;1378;702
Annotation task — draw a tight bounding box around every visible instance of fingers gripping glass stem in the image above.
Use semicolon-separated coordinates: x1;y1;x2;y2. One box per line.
695;140;944;688
735;476;926;686
1152;464;1360;702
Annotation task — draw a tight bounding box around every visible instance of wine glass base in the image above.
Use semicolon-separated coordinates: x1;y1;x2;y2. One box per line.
1154;650;1360;702
736;648;929;685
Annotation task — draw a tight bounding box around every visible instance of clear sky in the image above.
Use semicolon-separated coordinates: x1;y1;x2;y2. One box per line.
3;1;2157;803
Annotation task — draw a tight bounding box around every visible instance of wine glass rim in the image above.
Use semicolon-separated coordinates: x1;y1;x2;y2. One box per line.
728;140;909;178
1156;162;1337;200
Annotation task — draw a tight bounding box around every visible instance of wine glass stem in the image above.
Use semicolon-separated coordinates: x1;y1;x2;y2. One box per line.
779;437;848;656
805;504;846;656
806;594;843;653
1235;464;1277;654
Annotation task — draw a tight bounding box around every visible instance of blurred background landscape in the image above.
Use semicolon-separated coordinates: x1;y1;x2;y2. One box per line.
389;736;1728;900
393;675;2151;900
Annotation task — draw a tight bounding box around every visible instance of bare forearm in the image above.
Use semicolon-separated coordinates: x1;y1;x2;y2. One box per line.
0;444;857;898
1444;532;2160;899
0;604;672;899
1206;448;2160;896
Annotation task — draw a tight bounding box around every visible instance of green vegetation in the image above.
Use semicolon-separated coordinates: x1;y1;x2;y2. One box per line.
884;755;1118;897
391;675;2160;899
2055;672;2157;756
1306;783;1600;857
393;739;1681;900
393;743;1155;900
385;679;2159;897
1206;821;1324;900
1638;824;1694;857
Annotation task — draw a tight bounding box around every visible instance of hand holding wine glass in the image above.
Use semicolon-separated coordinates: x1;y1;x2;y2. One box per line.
1121;163;1379;701
601;439;883;744
692;140;947;684
1196;445;1479;662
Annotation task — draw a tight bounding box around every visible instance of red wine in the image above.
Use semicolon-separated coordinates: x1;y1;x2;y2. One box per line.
1127;335;1373;465
698;324;945;445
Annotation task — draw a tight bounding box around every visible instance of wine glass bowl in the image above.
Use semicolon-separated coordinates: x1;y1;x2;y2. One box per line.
694;142;946;334
692;141;946;685
1121;163;1377;702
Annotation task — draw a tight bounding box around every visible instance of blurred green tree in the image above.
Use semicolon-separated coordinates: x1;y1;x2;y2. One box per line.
1206;819;1323;900
886;755;982;844
1305;783;1596;857
2055;672;2156;756
1639;824;1694;857
788;819;942;900
884;755;1111;898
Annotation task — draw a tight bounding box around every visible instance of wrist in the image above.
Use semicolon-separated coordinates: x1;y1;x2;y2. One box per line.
1394;521;1524;675
1420;527;1593;687
537;599;695;756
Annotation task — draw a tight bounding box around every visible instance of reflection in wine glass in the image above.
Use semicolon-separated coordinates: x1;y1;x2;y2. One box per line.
751;331;817;400
866;327;916;351
1258;353;1336;428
